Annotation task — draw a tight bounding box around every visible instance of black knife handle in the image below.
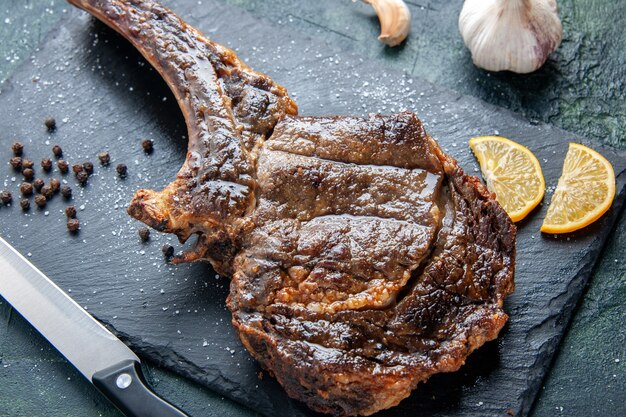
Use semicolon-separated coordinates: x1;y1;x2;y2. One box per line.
92;359;188;417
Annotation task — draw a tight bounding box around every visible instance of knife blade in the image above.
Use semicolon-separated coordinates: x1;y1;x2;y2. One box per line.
0;236;188;417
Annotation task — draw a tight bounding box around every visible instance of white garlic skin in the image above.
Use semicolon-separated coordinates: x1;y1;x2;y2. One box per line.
364;0;411;47
459;0;563;73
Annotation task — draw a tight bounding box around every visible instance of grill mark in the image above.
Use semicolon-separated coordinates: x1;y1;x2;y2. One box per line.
300;213;431;227
266;148;434;174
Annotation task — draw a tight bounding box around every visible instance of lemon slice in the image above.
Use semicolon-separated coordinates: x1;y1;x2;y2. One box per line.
541;143;615;234
469;136;545;222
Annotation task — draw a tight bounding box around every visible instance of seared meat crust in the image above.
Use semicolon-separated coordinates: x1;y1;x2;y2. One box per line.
69;0;297;274
229;114;515;416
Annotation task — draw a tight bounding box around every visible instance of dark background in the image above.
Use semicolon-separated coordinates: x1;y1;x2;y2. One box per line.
0;1;624;416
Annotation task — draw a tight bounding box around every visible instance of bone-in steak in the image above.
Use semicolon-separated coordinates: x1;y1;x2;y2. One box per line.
68;1;516;416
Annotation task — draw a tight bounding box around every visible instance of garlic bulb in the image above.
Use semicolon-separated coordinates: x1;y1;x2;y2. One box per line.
459;0;562;73
363;0;411;47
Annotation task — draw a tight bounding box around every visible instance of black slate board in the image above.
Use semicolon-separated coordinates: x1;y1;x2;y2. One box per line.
0;1;625;416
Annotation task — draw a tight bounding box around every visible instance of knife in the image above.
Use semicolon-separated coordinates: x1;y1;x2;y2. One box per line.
0;236;189;417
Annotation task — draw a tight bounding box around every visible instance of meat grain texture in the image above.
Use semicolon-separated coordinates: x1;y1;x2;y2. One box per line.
68;0;516;415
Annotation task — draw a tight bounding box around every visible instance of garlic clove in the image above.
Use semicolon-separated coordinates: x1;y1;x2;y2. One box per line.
363;0;411;47
459;0;562;73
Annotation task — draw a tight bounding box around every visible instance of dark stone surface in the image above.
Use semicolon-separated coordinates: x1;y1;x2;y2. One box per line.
219;0;626;147
0;1;624;417
531;211;626;416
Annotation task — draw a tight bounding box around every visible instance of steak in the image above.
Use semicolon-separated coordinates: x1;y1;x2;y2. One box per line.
68;1;516;416
230;114;515;415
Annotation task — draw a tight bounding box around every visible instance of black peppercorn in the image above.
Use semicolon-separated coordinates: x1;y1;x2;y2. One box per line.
20;182;33;196
22;168;34;181
12;142;24;156
83;161;94;175
116;163;127;177
20;199;30;211
33;178;45;192
49;178;61;193
10;156;22;171
142;139;154;153
72;164;84;174
41;158;53;172
57;159;69;174
52;144;63;158
34;194;46;208
61;186;72;199
67;218;80;233
162;244;174;258
41;185;53;199
1;190;12;205
76;171;89;186
98;151;110;166
65;205;77;218
22;159;34;169
44;116;56;131
138;227;150;241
